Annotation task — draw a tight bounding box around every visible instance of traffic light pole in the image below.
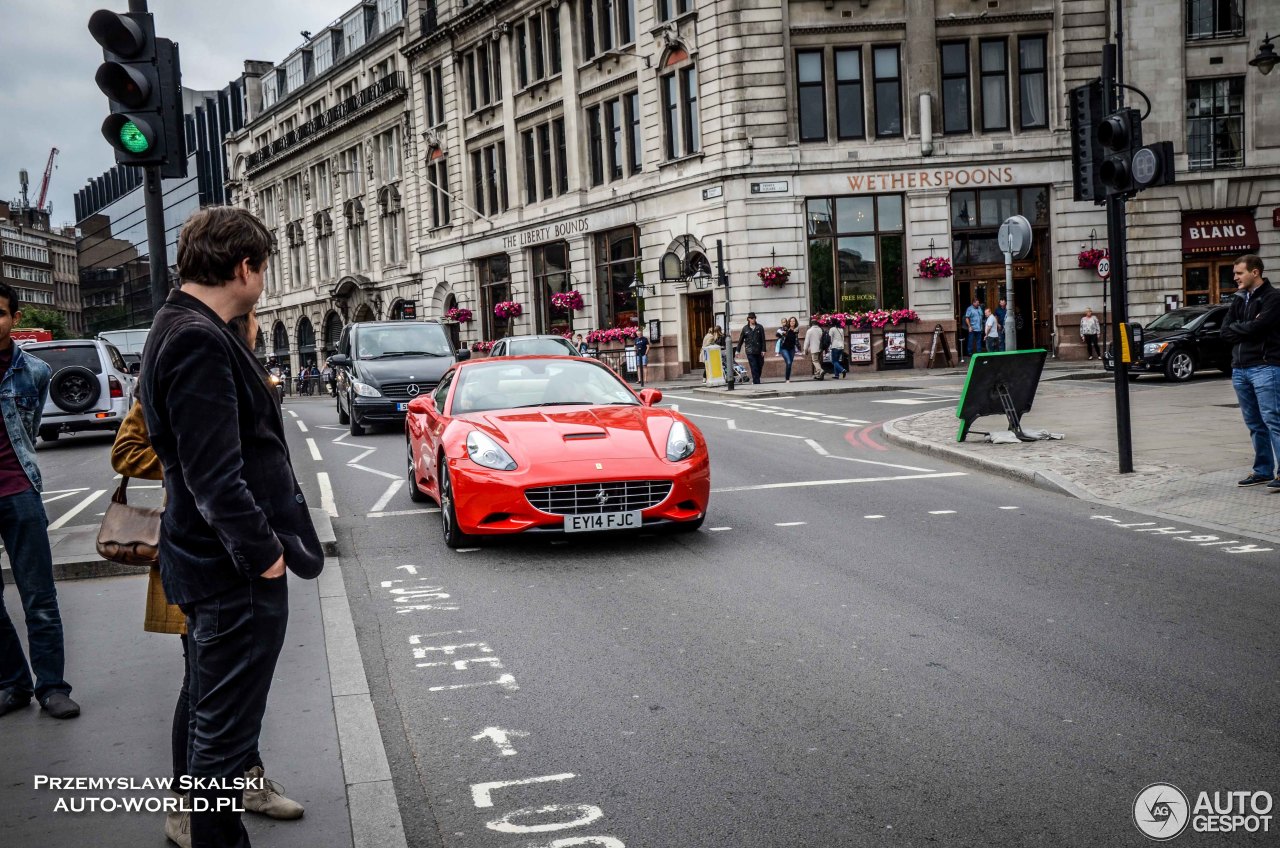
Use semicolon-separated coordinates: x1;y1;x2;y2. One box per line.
1103;39;1135;473
144;166;169;317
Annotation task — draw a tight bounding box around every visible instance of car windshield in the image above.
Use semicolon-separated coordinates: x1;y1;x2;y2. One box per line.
1145;309;1209;332
355;324;452;359
451;360;639;414
505;338;579;356
26;344;102;374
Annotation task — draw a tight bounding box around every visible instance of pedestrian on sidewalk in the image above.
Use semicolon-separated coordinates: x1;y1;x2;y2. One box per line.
995;299;1008;352
141;206;324;848
984;307;1002;352
1222;254;1280;491
828;321;847;378
779;317;799;382
736;313;766;384
322;364;334;397
0;283;78;721
634;333;649;386
1080;308;1102;360
114;309;305;848
964;297;984;362
803;319;826;380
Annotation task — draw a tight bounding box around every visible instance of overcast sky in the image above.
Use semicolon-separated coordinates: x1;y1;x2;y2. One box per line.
0;0;355;228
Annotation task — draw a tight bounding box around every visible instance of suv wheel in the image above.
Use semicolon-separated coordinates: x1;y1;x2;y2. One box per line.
336;395;349;425
1165;350;1195;382
349;413;364;436
50;366;100;413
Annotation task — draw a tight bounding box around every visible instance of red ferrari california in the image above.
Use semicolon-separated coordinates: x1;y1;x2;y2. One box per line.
405;356;710;547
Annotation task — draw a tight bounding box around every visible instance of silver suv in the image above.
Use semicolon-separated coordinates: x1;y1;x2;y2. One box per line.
22;339;136;442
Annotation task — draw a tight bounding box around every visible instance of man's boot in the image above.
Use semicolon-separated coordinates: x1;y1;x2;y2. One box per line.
243;765;305;820
165;793;191;848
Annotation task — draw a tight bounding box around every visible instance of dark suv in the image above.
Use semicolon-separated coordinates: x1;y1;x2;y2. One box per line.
1103;304;1232;382
330;321;469;435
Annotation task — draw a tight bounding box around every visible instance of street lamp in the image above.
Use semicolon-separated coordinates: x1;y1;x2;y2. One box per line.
1250;33;1277;76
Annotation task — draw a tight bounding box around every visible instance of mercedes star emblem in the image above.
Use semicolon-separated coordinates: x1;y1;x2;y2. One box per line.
406;384;420;396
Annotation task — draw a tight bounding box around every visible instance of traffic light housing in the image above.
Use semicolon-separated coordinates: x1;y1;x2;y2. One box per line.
89;9;186;177
1097;108;1143;196
1069;80;1105;204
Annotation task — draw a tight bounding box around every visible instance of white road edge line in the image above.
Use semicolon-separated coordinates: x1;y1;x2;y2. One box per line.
349;464;401;481
929;510;957;515
317;472;338;517
288;410;298;418
296;420;309;432
368;508;441;518
805;439;829;456
48;490;107;531
370;480;405;513
827;454;936;473
864;514;886;519
306;438;323;462
41;491;88;505
711;471;966;493
775;521;807;527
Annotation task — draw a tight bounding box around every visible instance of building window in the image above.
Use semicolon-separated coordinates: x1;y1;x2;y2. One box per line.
427;155;451;228
661;64;700;159
377;127;402;183
538;122;554;198
1018;36;1048;129
423;64;445;126
532;12;547;81
470;142;508;217
286;175;304;220
949;186;1048;263
607;99;624;180
466;43;501;110
625;92;642;174
979;39;1009;132
344;199;369;271
796;51;826;142
532;242;572;335
378;0;403;30
594;226;639;329
940;42;971;134
286;222;306;289
548;8;562;75
554;117;569;192
478;254;512;338
658;0;692;22
379;186;406;266
1187;77;1245;170
1187;0;1244;39
516;23;529;88
315;212;334;280
311;162;331;210
581;0;634;60
872;46;903;138
806;195;907;315
586;93;639;183
342;145;364;199
523;129;537;203
465;54;476;112
834;48;864;140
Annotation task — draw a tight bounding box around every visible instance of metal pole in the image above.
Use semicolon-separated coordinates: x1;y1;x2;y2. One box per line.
1104;36;1134;473
144;166;169;319
1003;251;1015;351
717;239;733;391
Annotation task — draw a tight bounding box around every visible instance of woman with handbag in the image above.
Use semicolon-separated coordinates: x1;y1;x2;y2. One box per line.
108;310;304;848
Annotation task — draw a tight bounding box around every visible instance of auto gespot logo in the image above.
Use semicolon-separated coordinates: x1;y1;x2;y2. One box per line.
1133;783;1273;840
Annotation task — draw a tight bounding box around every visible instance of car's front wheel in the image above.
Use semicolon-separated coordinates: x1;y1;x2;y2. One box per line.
336;395;349;424
438;460;471;549
407;438;430;503
1165;350;1195;382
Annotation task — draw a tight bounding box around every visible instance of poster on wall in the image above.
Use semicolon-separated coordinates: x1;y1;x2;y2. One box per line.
849;332;872;364
884;331;907;362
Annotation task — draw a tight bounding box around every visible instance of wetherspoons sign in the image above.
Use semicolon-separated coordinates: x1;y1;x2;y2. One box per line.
846;166;1017;193
501;217;590;250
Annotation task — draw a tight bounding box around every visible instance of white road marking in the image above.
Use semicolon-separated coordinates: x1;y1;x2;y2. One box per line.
370;480;404;513
864;515;885;519
397;565;419;575
670;404;679;412
41;491;89;505
827;455;935;473
350;463;400;480
41;488;89;495
726;419;736;429
296;420;309;432
317;472;338;517
316;425;347;430
929;510;957;515
288;410;298;418
456;547;482;553
683;412;733;421
306;438;323;461
805;439;829;456
999;506;1019;510
709;527;733;531
369;507;440;518
775;521;807;527
732;426;807;440
428;674;519;692
872;398;950;405
472;774;576;809
712;471;966;493
48;490;107;530
471;727;530;757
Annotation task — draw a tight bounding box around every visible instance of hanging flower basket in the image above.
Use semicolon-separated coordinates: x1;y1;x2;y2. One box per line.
586;326;640;345
550;290;585;311
1077;248;1108;269
444;307;473;323
810;310;919;330
470;340;495;353
757;266;791;288
493;301;523;319
917;256;953;279
889;308;919;325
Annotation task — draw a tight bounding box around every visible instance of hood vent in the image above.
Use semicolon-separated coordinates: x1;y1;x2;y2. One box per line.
563;432;607;440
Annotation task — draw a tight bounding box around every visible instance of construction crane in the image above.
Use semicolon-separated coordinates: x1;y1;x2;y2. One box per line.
35;148;59;213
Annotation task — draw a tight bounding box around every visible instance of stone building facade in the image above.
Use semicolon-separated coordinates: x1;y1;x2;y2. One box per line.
227;0;1279;377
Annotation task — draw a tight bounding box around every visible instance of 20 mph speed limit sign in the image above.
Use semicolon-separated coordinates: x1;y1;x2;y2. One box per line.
1096;257;1111;279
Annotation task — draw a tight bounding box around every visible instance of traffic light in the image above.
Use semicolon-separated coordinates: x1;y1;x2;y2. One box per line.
88;9;186;177
1097;107;1143;196
1069;80;1105;204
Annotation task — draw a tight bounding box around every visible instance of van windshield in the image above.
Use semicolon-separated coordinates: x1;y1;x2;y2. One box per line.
355;324;452;359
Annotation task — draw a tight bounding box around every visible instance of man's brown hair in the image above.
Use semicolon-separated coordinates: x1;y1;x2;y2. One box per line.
1234;254;1264;274
177;206;273;286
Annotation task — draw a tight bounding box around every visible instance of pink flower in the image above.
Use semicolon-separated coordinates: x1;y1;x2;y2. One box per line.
757;266;791;288
550;290;585;310
445;307;473;323
494;301;523;319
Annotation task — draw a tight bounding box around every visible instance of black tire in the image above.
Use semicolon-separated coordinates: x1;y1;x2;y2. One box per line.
336;395;349;425
407;438;430;503
50;366;100;413
1164;350;1195;382
438;460;471;549
39;427;59;442
349;413;364;436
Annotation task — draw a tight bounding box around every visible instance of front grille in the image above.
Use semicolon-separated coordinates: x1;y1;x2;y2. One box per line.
525;480;673;516
380;381;435;401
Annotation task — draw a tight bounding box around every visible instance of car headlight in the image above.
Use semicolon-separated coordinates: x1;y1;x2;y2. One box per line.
351;379;381;398
466;430;517;471
666;421;696;461
1143;342;1168;356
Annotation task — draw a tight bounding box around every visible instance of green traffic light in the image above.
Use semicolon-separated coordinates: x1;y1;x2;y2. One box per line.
119;120;151;153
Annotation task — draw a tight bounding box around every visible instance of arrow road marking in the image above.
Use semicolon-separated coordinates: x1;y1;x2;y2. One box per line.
397;565;419;575
471;726;530;757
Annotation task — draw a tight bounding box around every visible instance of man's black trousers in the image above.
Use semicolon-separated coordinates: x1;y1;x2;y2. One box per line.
184;576;289;848
746;352;765;384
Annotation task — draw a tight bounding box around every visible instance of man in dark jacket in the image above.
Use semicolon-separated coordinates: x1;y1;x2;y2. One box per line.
736;312;766;384
141;206;323;847
1221;254;1280;492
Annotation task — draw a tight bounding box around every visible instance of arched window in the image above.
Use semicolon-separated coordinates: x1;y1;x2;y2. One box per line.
296;317;316;367
660;47;700;160
323;310;344;356
272;321;289;361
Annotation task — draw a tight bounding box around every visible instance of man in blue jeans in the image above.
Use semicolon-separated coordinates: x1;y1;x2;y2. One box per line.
1222;254;1280;491
963;298;984;362
0;282;79;719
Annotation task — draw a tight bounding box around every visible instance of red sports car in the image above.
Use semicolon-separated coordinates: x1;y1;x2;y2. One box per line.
405;356;710;547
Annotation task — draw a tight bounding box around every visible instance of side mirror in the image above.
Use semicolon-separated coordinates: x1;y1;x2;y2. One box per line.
329;354;351;368
456;348;471;361
639;388;663;406
407;395;434;415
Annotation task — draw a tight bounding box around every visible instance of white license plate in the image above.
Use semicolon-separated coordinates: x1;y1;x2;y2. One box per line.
396;402;409;412
565;511;642;533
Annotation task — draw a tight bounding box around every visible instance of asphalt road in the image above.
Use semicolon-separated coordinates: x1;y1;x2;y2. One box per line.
269;386;1280;848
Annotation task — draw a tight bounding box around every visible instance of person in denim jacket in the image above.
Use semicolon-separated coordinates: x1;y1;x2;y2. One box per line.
0;282;79;720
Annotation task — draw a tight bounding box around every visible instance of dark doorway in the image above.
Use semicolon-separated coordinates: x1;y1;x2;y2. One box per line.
686;292;713;371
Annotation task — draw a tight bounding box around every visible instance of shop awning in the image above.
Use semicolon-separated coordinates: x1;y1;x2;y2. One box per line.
1182;210;1259;256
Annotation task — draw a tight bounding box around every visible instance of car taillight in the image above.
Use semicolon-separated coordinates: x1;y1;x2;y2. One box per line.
109;376;123;398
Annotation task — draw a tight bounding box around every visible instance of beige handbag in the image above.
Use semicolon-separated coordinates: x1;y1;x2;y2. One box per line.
95;478;162;566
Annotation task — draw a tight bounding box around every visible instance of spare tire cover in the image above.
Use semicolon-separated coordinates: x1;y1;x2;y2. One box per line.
50;366;101;414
